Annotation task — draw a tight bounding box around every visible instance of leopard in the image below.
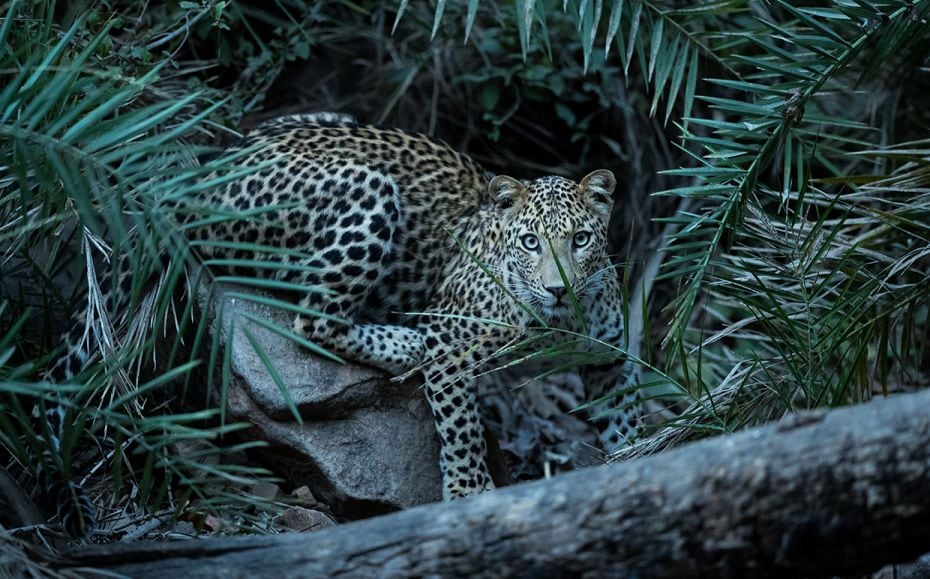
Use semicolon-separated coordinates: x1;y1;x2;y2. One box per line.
40;112;641;534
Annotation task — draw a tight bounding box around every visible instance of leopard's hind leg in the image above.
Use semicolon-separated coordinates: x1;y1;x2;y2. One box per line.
280;169;425;375
39;243;163;536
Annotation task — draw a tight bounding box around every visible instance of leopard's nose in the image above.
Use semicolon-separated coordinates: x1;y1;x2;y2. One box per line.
546;286;567;301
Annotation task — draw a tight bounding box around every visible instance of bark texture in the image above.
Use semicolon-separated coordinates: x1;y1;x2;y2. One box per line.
61;389;930;578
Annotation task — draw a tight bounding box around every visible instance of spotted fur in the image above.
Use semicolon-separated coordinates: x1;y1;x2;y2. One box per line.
47;113;641;526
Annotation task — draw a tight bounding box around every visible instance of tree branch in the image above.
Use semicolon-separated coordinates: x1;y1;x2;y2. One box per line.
60;389;930;578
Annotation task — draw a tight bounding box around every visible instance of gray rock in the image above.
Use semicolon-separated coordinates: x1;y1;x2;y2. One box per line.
248;482;282;501
870;553;930;579
205;286;443;517
291;485;317;505
221;294;391;420
274;506;336;532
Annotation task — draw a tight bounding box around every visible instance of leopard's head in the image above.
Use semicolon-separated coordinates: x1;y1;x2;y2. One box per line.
490;170;615;321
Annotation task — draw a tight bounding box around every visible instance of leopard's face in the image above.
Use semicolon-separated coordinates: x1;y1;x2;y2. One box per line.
490;171;616;321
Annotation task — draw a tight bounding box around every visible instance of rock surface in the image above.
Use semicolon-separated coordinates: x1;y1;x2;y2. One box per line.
205;286;444;518
274;507;337;532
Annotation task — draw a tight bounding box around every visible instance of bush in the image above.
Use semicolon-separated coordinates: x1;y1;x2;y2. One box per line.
1;0;928;537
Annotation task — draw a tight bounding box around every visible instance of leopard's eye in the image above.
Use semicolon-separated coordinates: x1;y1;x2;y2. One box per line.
573;231;592;248
521;233;540;251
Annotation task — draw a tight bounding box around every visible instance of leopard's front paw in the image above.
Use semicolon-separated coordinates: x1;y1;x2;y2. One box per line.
594;412;639;454
442;469;495;501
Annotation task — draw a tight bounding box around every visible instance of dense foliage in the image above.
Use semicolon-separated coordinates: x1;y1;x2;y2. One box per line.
1;0;928;540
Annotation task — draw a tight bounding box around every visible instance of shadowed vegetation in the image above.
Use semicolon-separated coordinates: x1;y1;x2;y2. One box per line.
0;0;928;546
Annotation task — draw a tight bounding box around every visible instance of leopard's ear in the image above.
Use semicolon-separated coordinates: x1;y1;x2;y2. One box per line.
489;175;528;214
579;169;615;216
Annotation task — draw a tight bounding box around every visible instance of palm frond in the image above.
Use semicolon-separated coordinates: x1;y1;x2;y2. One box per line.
659;0;930;354
0;3;332;530
393;0;737;124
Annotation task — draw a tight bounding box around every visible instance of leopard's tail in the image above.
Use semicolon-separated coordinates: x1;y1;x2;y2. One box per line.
32;324;104;536
34;254;142;537
30;401;97;537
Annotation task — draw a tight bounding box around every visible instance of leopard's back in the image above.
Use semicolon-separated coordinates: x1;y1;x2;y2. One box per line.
187;115;490;319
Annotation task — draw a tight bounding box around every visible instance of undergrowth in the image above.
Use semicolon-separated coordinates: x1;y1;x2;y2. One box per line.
0;0;928;546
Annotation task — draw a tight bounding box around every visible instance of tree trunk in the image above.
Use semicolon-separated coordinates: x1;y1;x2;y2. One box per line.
60;389;930;578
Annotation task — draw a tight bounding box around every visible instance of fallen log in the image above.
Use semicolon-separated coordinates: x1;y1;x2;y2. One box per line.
61;389;930;578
